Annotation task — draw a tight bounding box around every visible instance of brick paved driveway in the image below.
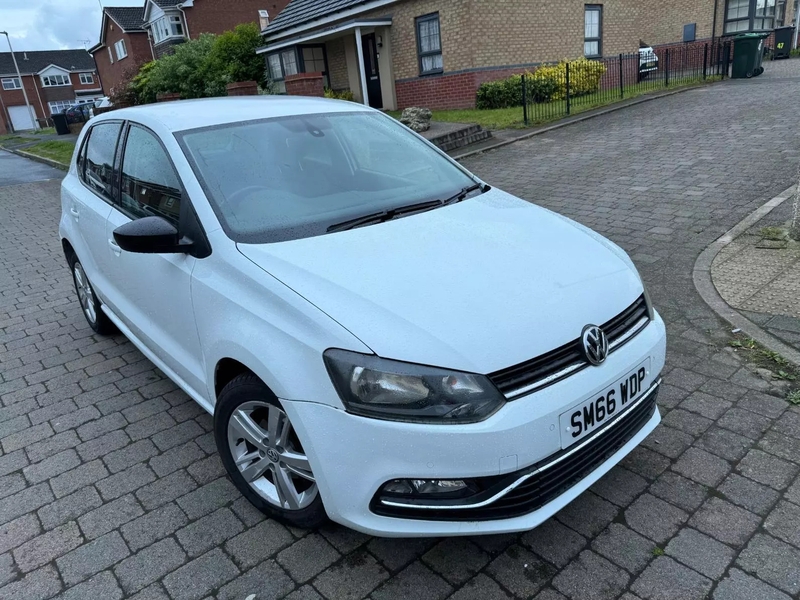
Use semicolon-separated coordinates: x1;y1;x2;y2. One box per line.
2;62;800;600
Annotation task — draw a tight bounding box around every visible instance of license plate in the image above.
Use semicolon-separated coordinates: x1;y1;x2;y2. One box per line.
559;360;651;449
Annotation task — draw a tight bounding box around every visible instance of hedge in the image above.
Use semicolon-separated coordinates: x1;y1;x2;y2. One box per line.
476;58;607;109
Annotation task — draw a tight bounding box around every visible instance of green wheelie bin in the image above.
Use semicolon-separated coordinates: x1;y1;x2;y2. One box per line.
731;32;770;78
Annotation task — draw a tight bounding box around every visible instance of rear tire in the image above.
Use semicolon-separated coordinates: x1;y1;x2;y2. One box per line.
214;373;328;529
68;252;117;335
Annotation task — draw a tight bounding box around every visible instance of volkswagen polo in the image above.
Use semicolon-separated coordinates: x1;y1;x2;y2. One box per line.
59;97;666;536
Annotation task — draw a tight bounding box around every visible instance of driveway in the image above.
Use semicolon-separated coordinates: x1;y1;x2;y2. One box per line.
2;62;800;600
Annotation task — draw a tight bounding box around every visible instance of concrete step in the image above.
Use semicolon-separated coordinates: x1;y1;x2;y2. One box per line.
437;130;493;152
423;123;493;153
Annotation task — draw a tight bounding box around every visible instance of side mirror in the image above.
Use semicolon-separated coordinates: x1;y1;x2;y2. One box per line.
113;216;193;254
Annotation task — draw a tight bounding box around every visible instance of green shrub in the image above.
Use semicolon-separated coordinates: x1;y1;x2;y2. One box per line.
324;88;355;101
475;58;606;109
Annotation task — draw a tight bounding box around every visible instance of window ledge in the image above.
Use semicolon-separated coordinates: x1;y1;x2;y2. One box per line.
419;69;444;77
154;35;186;44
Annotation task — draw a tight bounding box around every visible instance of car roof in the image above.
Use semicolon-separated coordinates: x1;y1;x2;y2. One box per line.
97;96;371;132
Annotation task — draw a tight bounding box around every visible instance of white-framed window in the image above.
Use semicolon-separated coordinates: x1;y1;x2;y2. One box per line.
1;77;21;90
79;73;94;85
48;100;74;115
151;14;184;43
108;46;114;64
41;73;71;87
114;39;128;60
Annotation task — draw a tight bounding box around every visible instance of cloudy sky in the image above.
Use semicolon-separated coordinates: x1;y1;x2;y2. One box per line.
2;0;143;52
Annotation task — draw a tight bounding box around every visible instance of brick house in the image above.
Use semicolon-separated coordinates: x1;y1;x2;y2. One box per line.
89;1;293;99
89;7;152;98
142;0;292;58
0;50;100;134
257;0;796;110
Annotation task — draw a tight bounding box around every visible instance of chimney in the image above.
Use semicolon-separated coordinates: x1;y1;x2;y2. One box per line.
259;9;270;30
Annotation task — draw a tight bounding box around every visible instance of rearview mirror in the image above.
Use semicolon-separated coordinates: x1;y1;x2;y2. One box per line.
113;216;193;254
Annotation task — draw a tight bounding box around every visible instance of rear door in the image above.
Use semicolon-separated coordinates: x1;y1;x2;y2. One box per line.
61;121;123;301
100;122;206;397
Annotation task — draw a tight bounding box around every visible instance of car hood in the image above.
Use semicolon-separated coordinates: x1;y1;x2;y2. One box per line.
237;188;643;374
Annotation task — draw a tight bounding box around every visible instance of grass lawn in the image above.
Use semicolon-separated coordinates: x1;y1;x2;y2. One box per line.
0;135;29;145
34;127;56;135
387;76;720;131
22;141;75;165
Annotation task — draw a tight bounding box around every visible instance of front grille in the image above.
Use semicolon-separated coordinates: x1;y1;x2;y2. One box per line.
489;295;649;398
371;382;659;522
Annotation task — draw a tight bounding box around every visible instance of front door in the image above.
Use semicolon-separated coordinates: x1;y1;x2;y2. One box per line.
361;33;383;109
100;122;206;398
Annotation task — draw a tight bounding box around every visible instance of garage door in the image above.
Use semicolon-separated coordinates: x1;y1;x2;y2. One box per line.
8;105;36;131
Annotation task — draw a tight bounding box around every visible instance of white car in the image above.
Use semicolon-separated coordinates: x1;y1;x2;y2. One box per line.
59;97;666;537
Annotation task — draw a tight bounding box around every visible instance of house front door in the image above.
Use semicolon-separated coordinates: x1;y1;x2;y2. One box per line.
361;33;383;108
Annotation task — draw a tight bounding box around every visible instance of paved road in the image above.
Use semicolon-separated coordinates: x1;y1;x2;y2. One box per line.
0;150;63;187
1;62;800;600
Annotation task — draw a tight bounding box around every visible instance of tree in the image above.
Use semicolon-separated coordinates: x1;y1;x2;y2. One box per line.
208;23;269;88
138;34;220;101
128;24;269;104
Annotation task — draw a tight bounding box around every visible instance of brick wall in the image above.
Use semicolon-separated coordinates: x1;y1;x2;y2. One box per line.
0;74;48;134
91;16;152;96
326;38;349;91
285;72;325;97
69;72;101;94
285;0;797;110
185;0;291;38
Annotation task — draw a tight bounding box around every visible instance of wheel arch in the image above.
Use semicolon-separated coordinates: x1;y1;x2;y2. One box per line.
209;347;287;411
62;237;76;262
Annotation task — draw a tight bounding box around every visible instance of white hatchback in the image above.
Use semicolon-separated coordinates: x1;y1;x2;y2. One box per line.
59;97;666;537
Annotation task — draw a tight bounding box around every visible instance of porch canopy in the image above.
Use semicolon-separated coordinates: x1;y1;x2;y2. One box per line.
256;17;392;105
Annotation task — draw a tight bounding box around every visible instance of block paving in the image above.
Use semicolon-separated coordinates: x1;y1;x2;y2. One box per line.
2;59;800;598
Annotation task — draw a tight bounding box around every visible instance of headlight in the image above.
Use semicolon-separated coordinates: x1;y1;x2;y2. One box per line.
323;349;505;423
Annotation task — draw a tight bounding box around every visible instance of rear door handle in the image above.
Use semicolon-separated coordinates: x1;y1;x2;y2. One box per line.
70;207;80;220
108;239;121;255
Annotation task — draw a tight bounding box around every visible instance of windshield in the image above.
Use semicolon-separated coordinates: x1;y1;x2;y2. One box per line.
177;111;476;243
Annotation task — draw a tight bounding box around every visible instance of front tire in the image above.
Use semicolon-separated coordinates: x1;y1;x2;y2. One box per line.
68;253;117;335
214;373;327;529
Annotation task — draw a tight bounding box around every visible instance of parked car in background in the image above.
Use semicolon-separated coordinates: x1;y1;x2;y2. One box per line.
94;96;112;109
63;103;93;124
639;41;659;80
59;97;666;536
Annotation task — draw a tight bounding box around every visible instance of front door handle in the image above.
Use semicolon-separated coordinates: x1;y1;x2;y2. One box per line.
108;239;121;255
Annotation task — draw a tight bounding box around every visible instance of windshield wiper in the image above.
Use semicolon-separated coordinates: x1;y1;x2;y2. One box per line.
442;183;485;205
327;199;443;233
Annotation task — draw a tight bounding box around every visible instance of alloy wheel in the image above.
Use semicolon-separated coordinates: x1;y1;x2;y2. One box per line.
227;400;318;510
73;263;97;324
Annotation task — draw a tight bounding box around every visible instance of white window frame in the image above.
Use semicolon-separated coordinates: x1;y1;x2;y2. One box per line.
114;39;128;60
79;73;94;85
48;100;74;115
151;14;184;43
1;77;21;90
108;46;114;64
41;74;71;87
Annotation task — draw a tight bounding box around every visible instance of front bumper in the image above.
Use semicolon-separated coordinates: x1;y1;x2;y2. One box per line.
284;312;666;537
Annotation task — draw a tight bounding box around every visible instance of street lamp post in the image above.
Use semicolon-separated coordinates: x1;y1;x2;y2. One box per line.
0;31;36;131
